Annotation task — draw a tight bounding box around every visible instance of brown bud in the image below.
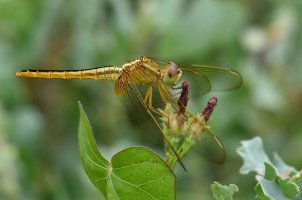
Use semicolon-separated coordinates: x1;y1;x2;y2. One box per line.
201;97;217;122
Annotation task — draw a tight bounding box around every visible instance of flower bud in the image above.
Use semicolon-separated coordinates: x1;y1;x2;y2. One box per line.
201;97;217;122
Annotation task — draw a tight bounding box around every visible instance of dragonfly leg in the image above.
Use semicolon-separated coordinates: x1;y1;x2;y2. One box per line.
143;86;163;116
139;86;187;171
144;86;153;108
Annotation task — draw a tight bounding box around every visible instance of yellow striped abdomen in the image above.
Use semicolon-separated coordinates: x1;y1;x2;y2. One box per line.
15;67;123;81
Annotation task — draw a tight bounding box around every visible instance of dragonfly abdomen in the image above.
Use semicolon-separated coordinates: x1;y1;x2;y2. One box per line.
15;67;123;81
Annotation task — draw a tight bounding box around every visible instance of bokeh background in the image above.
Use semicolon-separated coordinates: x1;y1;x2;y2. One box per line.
1;0;302;199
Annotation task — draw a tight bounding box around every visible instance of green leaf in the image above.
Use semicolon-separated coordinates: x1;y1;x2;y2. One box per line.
255;162;299;199
78;101;176;200
238;137;302;199
255;182;270;200
278;178;299;199
107;147;176;200
211;181;239;200
292;171;302;196
264;162;277;181
236;137;271;175
78;101;110;196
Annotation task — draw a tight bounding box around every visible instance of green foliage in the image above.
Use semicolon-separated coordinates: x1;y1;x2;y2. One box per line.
211;182;239;200
255;162;300;200
237;137;302;200
78;101;110;195
78;102;176;200
2;0;302;199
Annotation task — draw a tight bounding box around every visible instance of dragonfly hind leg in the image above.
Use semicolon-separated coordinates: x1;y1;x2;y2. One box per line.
144;86;153;108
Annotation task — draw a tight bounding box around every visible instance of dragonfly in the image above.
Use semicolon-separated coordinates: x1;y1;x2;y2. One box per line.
15;56;242;170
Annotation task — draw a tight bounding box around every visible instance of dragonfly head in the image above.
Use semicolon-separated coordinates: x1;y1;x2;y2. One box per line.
162;62;182;86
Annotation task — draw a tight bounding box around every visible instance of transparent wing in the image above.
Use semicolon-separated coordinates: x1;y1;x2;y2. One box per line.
181;64;243;98
194;128;225;164
149;57;243;98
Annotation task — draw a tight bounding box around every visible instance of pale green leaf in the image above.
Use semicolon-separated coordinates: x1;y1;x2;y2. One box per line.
256;178;289;200
273;153;297;178
256;175;300;200
211;181;238;200
236;137;271;175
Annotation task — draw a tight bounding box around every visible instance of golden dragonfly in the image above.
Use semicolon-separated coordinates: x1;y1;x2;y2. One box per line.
15;56;242;170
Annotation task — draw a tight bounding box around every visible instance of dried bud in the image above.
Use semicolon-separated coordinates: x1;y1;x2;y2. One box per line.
181;81;190;90
176;114;186;127
178;81;190;115
201;97;217;122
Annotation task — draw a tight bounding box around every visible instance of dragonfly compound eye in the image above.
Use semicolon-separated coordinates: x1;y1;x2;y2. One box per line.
167;62;178;78
163;62;183;86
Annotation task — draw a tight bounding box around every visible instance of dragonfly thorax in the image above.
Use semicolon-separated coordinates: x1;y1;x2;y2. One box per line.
120;57;161;85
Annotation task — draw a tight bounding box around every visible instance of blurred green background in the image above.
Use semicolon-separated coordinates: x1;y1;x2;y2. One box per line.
1;0;302;199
